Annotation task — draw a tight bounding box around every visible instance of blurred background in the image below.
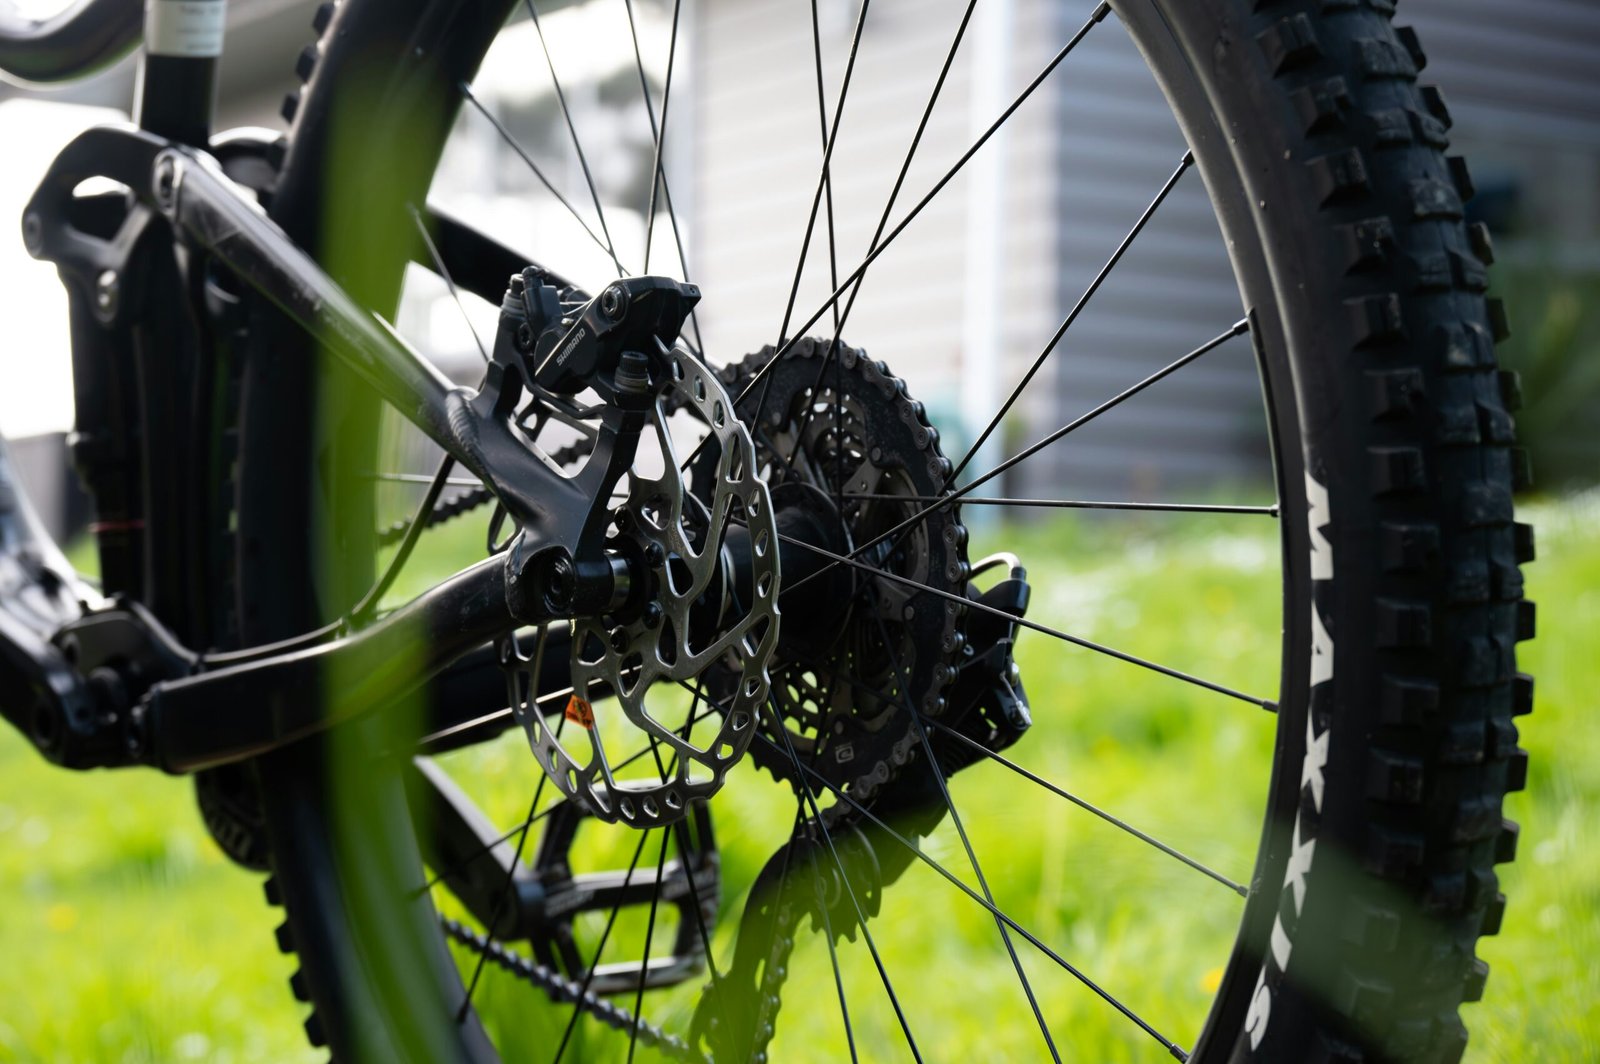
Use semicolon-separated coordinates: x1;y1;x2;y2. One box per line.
0;1;1594;1061
4;0;1598;537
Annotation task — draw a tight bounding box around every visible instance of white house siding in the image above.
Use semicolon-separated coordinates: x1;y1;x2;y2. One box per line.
693;0;1064;448
692;1;1600;501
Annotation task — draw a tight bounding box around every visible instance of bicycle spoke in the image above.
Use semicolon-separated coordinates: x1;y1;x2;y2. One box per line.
457;627;553;1021
552;827;655;1064
459;84;615;268
522;0;623;277
870;613;1060;1063
366;471;485;488
621;0;706;354
774;524;1275;709
409;202;490;363
808;0;843;336
781;656;1252;897
415;697;720;896
675;678;921;1060
626;828;672;1064
758;694;924;1062
780;0;979;473
640;0;683;272
647;690;737;1046
782;319;1251;597
727;1;1113;422
947;150;1195;486
808;839;859;1064
454;791;539;1020
768;742;1190;1061
416;661;661;749
842;493;1279;516
352;455;456;624
774;0;872;350
924;717;1249;897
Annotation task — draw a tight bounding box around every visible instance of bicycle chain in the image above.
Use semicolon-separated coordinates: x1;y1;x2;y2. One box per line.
441;917;708;1062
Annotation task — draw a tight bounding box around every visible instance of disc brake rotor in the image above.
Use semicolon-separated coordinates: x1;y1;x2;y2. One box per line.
504;346;780;827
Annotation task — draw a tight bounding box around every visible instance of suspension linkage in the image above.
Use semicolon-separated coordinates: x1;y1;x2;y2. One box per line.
1;123;704;774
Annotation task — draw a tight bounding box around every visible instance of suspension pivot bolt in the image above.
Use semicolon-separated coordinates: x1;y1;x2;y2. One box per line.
94;271;119;320
21;211;43;257
153;153;179;211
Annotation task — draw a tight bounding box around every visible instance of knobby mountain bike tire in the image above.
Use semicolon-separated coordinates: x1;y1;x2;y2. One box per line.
225;0;1532;1060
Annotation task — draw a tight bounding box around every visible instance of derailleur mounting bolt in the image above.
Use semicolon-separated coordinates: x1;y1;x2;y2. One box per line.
599;284;629;321
614;349;651;396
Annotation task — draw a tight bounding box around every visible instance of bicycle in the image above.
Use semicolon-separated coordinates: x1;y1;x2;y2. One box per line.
0;0;1532;1060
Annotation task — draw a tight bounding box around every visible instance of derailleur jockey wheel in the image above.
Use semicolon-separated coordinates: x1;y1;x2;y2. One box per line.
502;344;781;828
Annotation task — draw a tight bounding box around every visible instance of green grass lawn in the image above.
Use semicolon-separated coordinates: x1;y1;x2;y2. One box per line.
0;496;1592;1062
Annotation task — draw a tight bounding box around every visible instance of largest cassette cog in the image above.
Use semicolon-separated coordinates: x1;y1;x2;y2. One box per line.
705;338;969;807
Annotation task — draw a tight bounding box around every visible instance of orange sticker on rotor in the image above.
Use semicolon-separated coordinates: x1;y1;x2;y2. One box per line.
564;695;595;729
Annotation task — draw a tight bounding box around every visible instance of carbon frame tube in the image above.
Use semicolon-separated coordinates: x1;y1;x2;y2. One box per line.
143;555;514;772
0;0;142;86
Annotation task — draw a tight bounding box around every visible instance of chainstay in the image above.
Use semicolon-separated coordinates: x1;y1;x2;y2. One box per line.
441;916;709;1062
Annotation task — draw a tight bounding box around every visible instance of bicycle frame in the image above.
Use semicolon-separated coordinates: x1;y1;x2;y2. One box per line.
0;0;703;774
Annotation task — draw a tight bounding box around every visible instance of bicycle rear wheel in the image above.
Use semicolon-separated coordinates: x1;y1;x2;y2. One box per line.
237;1;1531;1060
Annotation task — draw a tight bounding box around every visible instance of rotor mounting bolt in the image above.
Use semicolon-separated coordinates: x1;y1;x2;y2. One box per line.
610;627;629;653
642;602;663;629
645;541;666;568
599;284;628;321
